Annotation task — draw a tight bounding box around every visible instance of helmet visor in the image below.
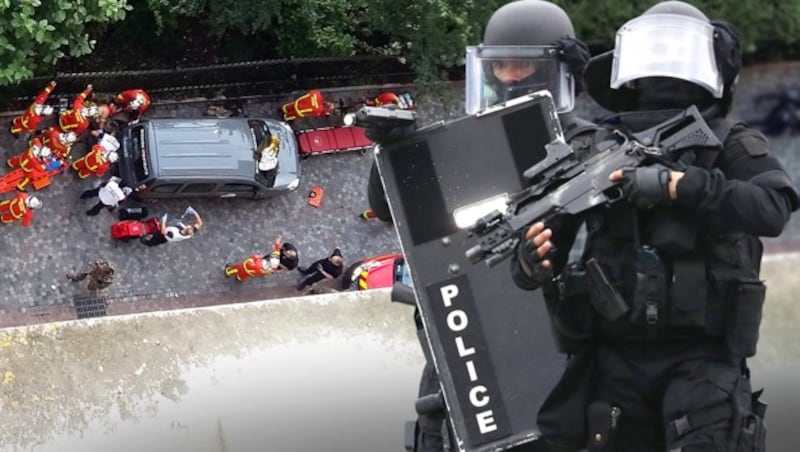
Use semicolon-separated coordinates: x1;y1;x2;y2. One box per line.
611;14;722;98
466;45;574;114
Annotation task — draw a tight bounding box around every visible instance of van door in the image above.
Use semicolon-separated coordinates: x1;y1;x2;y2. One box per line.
179;182;219;197
220;182;259;199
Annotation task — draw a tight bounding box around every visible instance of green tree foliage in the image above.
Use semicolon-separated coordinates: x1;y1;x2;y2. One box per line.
0;0;131;85
7;0;800;87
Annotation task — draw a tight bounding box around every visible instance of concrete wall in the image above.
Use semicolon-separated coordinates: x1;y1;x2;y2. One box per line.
0;289;424;452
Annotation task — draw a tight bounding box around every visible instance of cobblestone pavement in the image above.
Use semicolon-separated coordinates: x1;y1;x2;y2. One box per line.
0;84;465;327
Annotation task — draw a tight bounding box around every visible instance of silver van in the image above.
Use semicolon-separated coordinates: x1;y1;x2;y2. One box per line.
118;117;300;199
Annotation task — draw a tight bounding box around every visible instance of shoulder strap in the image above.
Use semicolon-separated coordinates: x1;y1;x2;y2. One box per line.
694;117;746;168
563;116;597;142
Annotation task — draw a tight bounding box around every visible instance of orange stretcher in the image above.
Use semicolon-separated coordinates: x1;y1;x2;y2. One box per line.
0;165;64;194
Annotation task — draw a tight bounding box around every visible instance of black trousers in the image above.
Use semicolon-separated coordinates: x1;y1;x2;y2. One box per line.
296;268;326;290
538;339;760;452
80;188;115;216
140;232;168;247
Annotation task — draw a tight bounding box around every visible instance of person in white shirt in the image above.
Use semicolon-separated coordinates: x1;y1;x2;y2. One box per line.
79;176;133;216
140;207;203;247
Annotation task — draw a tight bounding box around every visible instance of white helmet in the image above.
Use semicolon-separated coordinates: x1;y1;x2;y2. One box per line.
129;93;146;109
98;133;120;152
60;131;77;144
38;145;52;159
83;105;99;118
26;196;42;209
33;104;54;116
107;151;119;163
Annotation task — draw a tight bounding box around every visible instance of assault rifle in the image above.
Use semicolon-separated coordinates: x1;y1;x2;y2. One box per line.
465;105;723;267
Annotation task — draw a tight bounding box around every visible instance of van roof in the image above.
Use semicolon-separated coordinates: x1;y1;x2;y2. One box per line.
148;118;256;179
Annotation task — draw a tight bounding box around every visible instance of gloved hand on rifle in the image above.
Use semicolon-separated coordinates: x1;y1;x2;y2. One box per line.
517;222;556;283
610;164;683;209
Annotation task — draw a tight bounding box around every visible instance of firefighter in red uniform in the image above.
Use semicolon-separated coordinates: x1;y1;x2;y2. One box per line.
224;236;294;281
38;127;77;160
281;90;335;121
367;91;415;109
372;91;402;107
58;84;95;136
6;138;51;191
114;89;151;123
224;255;274;281
10;81;57;136
71;133;120;179
0;192;42;227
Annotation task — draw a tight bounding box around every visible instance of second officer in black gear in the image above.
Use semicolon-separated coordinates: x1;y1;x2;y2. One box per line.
512;2;799;451
398;1;594;451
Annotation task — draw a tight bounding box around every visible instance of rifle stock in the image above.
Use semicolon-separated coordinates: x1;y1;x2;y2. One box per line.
466;105;722;267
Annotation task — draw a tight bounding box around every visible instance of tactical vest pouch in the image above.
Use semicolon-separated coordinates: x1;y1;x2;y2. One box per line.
731;373;767;452
628;246;667;329
550;267;596;354
646;209;700;256
726;279;766;359
586;401;620;451
668;259;708;328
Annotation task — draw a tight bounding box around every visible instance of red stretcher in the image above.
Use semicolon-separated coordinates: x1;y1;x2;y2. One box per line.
296;126;374;157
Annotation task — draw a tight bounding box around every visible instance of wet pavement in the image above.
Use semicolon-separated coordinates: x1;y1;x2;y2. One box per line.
0;85;465;327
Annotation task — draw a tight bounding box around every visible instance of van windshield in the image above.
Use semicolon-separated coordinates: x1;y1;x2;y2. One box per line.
249;120;270;149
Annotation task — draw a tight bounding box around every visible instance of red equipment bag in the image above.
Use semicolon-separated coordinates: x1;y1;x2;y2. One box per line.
111;220;145;241
111;217;161;241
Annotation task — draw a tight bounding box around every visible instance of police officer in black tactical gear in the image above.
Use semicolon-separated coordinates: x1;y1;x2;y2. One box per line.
512;2;800;451
366;0;591;224
379;1;594;451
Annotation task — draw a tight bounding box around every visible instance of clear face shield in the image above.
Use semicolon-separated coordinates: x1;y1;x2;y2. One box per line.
465;45;574;114
611;14;723;98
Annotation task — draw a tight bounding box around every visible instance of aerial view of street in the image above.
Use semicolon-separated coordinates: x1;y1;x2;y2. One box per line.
2;1;800;452
0;87;463;327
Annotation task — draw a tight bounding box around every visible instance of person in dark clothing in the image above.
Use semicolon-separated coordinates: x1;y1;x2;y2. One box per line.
512;2;799;451
269;235;299;271
296;248;344;291
67;258;115;291
361;2;594;451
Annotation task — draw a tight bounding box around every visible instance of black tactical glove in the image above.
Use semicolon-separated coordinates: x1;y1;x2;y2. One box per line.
619;164;672;209
555;37;591;95
517;238;554;284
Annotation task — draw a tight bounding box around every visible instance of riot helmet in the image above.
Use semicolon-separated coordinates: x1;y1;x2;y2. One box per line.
583;0;742;113
465;0;584;114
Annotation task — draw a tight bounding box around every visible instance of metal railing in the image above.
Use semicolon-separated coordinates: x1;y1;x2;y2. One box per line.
0;56;416;112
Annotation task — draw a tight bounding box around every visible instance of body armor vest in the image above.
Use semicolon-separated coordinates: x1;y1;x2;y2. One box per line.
552;115;765;359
